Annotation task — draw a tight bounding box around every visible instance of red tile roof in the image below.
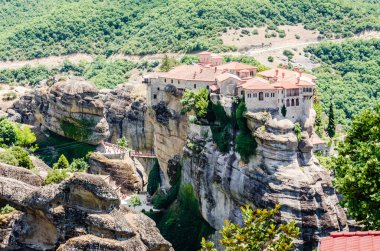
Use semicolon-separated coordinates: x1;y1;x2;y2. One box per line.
217;62;257;71
241;78;275;90
199;51;212;55
158;65;222;82
320;231;380;251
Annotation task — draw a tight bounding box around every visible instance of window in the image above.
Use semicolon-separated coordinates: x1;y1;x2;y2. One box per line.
241;91;244;95
259;92;264;101
171;79;173;84
248;93;251;98
153;94;157;99
194;84;197;88
206;85;209;90
271;93;275;97
286;99;290;107
265;93;269;98
164;79;167;83
178;80;180;84
157;87;160;91
296;98;299;106
253;93;257;98
291;99;295;106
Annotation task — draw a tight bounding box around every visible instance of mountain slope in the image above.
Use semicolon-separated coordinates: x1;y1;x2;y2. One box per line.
0;0;379;60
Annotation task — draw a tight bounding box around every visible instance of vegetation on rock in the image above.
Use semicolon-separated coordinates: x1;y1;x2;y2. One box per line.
201;204;300;251
235;100;257;163
147;160;161;196
0;146;34;169
53;154;70;170
68;158;89;172
181;88;209;119
327;102;336;138
332;104;380;229
0;204;15;215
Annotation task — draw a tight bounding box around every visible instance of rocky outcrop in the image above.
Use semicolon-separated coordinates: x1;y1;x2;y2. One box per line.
148;87;189;186
88;152;147;194
104;84;154;151
0;171;172;251
0;162;43;186
182;111;347;250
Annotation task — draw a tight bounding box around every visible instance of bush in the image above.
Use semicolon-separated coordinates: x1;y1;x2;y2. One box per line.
68;158;89;172
283;50;294;61
53;154;69;170
252;29;259;35
181;88;209;119
267;56;274;62
2;91;17;101
295;34;301;39
0;204;15;214
241;29;250;35
0;118;18;146
44;169;69;185
129;194;142;207
0;146;34;169
235;101;256;162
180;55;199;65
293;123;302;142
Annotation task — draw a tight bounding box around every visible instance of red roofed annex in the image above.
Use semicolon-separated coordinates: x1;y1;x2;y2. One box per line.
319;231;380;251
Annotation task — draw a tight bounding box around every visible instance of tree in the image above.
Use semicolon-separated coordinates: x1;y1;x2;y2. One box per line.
332;105;380;229
147;160;161;195
180;88;209;119
201;204;300;251
283;50;294;61
117;136;128;149
268;56;274;62
159;54;178;72
129;194;142;207
53;154;69;170
327;102;335;138
69;158;89;172
0;118;18;146
16;125;37;147
281;104;287;117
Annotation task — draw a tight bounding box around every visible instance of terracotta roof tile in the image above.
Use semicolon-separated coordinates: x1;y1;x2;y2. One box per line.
320;232;380;251
158;65;222;82
217;62;257;71
241;78;275;90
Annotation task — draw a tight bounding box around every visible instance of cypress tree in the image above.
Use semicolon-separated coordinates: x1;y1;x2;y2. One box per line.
327;102;335;138
281;104;287;117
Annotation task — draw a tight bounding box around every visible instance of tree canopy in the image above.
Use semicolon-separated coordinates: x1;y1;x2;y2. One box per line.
306;39;380;126
332;104;380;229
0;0;378;60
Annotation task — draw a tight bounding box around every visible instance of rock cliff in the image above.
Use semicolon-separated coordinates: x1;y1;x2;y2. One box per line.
0;169;172;251
9;79;155;150
182;111;347;250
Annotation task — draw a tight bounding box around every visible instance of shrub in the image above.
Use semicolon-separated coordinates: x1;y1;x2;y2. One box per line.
0;147;34;169
0;118;18;146
295;34;301;39
281;104;287;117
241;29;250;35
267;56;274;62
2;91;17;101
235;100;256;162
117;136;128;149
283;50;294;61
44;169;69;185
129;194;142;207
293;122;302;142
180;55;199;65
53;154;69;170
0;204;15;214
181;88;209;119
252;29;259;35
16;125;36;147
68;158;89;172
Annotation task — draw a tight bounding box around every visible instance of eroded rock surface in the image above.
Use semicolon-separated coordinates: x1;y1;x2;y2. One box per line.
182;111;347;250
0;171;172;251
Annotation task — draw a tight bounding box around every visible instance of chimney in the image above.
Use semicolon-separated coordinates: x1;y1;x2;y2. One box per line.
275;69;279;76
282;72;285;79
294;66;299;72
282;64;286;70
273;76;278;82
299;69;303;77
193;72;197;79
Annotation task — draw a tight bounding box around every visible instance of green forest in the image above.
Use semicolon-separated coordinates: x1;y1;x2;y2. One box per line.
0;0;378;60
306;39;380;126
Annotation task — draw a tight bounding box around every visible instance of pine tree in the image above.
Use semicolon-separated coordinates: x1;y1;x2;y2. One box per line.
327;102;335;138
281;104;287;117
159;54;171;72
53;154;69;170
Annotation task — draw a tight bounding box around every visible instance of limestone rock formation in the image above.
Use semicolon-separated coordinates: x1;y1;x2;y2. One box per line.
182;111;347;250
103;84;154;151
88;152;147;194
0;171;172;251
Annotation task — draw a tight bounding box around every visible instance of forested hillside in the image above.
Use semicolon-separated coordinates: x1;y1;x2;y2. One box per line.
0;0;379;60
306;39;380;126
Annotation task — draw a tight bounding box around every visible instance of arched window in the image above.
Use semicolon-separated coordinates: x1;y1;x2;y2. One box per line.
296;98;299;106
291;99;295;106
286;99;290;107
259;92;264;101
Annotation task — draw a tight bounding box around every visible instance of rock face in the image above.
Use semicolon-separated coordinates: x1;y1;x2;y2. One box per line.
148;88;189;186
104;84;154;151
0;170;172;251
10;80;155;151
182;111;348;250
88;152;147;194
